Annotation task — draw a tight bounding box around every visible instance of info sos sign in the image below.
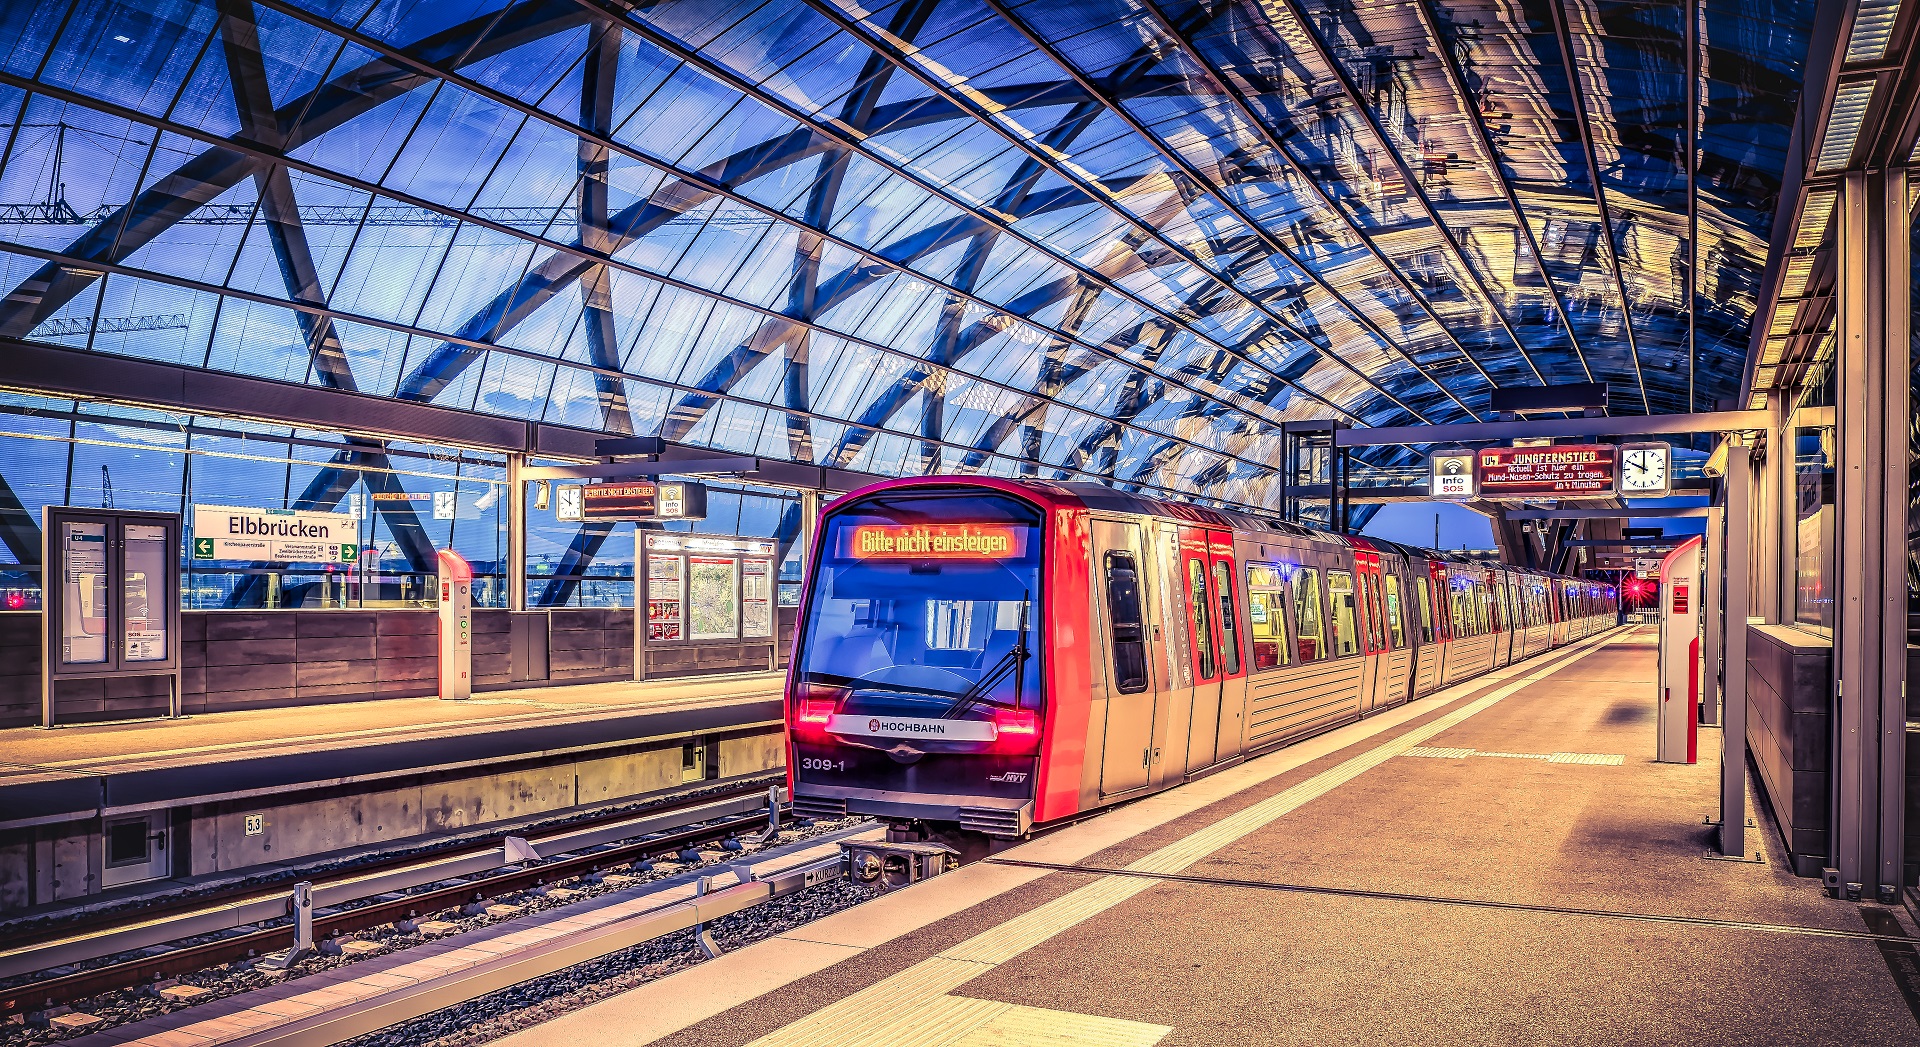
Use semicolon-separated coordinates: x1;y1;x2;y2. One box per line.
1476;444;1618;499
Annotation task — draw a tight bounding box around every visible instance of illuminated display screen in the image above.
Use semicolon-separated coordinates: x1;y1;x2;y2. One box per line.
843;523;1026;559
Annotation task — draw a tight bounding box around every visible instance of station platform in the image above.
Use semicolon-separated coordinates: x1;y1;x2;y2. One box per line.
0;671;786;829
504;628;1920;1046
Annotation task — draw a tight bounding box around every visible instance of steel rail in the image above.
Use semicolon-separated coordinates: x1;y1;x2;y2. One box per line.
0;810;775;1015
0;787;788;1010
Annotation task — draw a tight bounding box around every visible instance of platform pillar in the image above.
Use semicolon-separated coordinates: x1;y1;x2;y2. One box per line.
507;453;527;612
1828;169;1909;900
1719;444;1753;859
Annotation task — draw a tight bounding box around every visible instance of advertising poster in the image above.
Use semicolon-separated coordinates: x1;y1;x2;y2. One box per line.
122;523;169;661
648;556;683;641
62;520;108;665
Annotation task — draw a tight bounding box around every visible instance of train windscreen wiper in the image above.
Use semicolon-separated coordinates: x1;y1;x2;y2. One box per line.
941;591;1031;721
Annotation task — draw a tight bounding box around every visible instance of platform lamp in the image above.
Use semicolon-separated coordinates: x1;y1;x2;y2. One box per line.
533;479;550;511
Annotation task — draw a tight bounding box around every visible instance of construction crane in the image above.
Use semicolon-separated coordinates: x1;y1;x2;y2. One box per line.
33;313;189;337
0;127;769;230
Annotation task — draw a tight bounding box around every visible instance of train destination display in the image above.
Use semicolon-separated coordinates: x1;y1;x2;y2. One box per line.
842;523;1026;558
1476;444;1619;498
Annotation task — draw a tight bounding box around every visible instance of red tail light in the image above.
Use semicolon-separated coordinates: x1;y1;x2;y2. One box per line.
793;684;844;731
993;708;1038;736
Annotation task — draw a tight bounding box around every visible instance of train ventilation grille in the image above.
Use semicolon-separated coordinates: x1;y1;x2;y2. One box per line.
792;795;848;820
958;806;1026;837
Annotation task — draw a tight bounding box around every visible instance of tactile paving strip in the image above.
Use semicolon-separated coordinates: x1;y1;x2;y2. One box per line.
1399;747;1624;765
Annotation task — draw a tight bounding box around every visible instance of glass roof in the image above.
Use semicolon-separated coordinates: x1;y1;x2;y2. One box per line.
0;0;1814;515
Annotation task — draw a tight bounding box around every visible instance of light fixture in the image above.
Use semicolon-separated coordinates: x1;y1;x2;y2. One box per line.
1815;80;1876;172
1846;0;1904;62
533;479;550;510
1759;337;1786;365
1794;191;1836;249
1754;365;1777;387
1779;255;1815;298
1768;301;1797;337
1748;391;1769;410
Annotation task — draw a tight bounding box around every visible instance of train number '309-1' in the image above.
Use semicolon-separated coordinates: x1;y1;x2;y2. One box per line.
801;757;846;772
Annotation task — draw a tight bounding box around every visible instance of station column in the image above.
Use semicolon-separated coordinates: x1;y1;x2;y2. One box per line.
1828;169;1910;901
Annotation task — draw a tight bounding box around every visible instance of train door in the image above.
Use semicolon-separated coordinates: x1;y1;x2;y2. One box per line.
1353;550;1390;713
1207;531;1249;762
1094;519;1158;799
1150;523;1193;789
1428;561;1452;685
1178;525;1225;773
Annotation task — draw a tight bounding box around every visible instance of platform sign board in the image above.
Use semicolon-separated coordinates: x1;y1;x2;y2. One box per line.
1476;444;1618;499
1428;450;1476;500
1635;558;1662;576
191;505;358;563
41;507;183;726
581;481;709;521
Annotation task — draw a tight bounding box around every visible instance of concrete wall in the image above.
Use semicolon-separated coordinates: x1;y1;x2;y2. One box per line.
0;722;787;913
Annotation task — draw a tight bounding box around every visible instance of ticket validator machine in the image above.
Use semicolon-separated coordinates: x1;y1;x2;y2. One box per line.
437;549;473;701
1656;535;1704;764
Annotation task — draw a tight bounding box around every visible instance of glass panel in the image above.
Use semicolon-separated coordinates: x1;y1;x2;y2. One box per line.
1385;575;1405;649
1328;570;1359;657
742;557;773;637
1291;567;1324;662
1103;550;1149;694
1415;575;1433;643
122;521;168;661
688;556;738;640
61;519;109;665
1212;559;1239;676
1187;557;1215;680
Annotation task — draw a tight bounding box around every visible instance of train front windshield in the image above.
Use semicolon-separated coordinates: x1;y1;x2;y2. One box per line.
797;491;1043;723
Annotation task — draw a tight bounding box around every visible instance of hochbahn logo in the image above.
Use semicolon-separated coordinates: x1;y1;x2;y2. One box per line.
867;717;947;735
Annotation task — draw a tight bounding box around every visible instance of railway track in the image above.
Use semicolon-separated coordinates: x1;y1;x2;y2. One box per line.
0;780;791;1017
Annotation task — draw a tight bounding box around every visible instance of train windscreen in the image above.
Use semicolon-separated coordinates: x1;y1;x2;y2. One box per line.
797;490;1043;720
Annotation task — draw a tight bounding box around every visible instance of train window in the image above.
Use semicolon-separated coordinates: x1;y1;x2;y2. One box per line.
1102;552;1150;694
1212;560;1242;676
1186;559;1217;680
797;490;1042;717
1245;563;1290;671
1327;571;1360;657
1415;576;1434;642
1290;567;1325;661
1384;575;1406;648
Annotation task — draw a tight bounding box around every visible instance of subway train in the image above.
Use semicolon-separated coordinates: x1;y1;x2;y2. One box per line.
784;477;1616;852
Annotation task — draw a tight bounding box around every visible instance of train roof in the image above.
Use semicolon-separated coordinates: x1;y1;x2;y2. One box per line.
825;476;1602;586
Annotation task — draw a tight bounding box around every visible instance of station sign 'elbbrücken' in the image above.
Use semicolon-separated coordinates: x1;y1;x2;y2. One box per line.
191;505;359;563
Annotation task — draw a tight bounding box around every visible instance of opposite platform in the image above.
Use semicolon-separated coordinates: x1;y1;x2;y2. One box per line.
500;629;1920;1047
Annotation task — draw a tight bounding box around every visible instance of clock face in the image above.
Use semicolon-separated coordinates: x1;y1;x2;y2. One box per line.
1621;447;1668;491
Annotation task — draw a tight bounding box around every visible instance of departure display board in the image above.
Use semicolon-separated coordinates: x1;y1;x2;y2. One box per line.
581;481;708;521
1476;444;1618;499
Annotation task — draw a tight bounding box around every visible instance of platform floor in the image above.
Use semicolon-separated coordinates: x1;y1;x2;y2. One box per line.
0;671;784;773
503;628;1920;1047
0;671;786;825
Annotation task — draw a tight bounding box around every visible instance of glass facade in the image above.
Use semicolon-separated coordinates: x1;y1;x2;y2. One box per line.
0;0;1812;606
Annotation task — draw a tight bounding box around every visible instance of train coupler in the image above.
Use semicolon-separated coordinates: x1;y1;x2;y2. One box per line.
841;839;957;890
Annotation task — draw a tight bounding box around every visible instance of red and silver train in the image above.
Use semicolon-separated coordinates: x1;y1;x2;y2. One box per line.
784;477;1616;849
